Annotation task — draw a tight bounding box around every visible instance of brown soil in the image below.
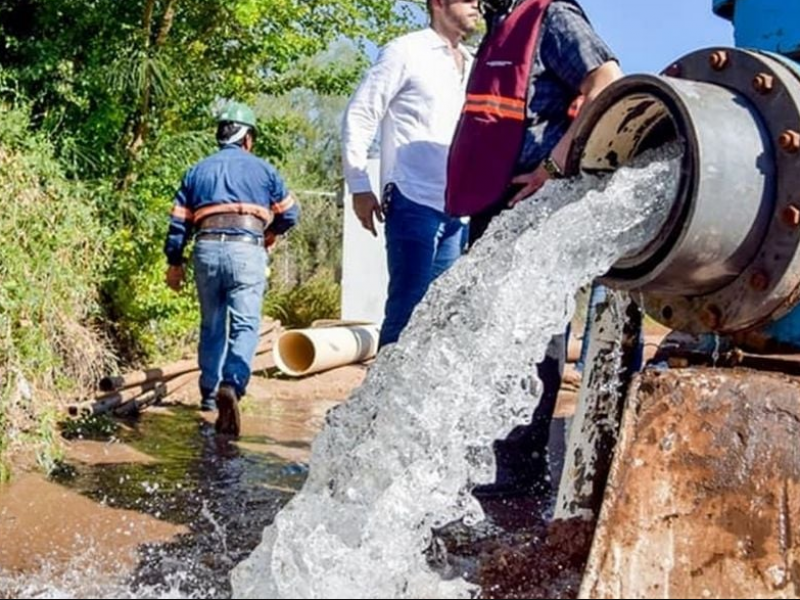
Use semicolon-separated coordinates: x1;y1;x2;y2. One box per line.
0;364;369;582
0;474;186;574
478;518;596;599
0;323;669;594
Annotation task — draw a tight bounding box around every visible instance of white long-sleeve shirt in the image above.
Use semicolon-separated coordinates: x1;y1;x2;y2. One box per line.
342;28;473;213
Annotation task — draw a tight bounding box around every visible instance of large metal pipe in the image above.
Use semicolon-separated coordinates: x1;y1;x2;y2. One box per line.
714;0;800;59
567;47;800;339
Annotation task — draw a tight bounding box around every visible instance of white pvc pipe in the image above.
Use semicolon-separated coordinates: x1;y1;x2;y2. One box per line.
273;324;380;377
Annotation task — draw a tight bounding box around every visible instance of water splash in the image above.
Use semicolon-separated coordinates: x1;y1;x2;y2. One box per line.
0;406;306;599
711;333;721;367
0;545;189;599
232;146;683;599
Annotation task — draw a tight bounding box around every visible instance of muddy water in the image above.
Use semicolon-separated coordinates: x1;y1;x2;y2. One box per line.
0;372;349;599
0;360;589;599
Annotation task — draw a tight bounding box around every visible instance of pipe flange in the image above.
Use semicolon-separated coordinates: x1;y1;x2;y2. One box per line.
643;48;800;334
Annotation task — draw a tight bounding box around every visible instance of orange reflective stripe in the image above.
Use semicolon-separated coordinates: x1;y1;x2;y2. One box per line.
171;206;194;221
194;202;273;225
464;94;526;121
466;93;525;109
271;194;295;215
463;103;526;121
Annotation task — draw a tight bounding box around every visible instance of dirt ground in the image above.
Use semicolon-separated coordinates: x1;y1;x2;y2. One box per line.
0;324;670;585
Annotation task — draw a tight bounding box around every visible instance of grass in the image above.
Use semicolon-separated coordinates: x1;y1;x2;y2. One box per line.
0;106;112;476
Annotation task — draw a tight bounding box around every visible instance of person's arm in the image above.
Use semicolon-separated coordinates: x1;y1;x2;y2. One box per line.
509;4;622;206
341;41;407;236
164;175;194;291
264;169;300;251
265;193;300;251
548;60;622;170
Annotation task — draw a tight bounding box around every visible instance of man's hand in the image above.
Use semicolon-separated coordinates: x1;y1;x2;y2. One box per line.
265;231;278;253
166;264;185;292
508;163;551;207
353;191;384;237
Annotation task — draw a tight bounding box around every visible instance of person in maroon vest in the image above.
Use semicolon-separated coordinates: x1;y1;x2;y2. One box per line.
446;0;622;498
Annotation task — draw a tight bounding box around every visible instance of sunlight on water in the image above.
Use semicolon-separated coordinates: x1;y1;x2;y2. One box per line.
0;546;189;599
231;146;683;599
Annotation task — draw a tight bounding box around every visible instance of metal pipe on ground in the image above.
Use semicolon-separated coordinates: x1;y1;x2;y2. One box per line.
71;323;280;418
98;321;280;392
98;359;198;393
113;384;166;417
68;380;164;417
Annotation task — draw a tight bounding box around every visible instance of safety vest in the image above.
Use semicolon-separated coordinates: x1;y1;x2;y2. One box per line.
446;0;553;217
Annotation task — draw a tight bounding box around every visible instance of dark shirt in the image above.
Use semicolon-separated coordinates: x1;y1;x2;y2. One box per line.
164;145;300;265
488;0;617;174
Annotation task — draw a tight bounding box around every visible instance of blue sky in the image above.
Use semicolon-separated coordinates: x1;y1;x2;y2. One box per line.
396;0;734;73
573;0;734;74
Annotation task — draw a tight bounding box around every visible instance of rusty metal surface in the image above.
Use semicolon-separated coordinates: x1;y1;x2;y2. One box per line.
581;368;800;599
641;49;800;335
654;329;800;375
556;291;641;522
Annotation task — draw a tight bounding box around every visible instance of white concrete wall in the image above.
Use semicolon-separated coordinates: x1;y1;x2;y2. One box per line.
341;159;388;325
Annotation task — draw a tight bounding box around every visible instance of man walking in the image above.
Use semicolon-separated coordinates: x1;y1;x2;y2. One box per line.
165;102;300;436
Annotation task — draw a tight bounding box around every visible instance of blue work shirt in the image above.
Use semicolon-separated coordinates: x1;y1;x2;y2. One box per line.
164;144;300;266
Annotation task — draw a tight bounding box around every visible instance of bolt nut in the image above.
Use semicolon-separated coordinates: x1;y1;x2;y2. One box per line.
749;271;770;292
779;130;800;153
782;205;800;228
709;50;729;71
753;73;775;94
667;357;690;369
700;304;722;329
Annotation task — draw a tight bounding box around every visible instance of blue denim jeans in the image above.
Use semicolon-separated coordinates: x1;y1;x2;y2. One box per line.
193;239;267;399
380;184;467;348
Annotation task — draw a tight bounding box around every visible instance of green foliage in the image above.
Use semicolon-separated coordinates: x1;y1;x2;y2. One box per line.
270;193;343;288
0;101;109;389
31;405;64;473
99;139;210;361
0;0;413;475
0;101;111;476
0;0;414;180
0;379;8;483
264;273;341;329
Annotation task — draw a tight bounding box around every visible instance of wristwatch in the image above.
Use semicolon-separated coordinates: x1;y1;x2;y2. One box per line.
542;156;564;179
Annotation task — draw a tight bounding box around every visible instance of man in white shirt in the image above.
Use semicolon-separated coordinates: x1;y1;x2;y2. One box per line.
342;0;480;348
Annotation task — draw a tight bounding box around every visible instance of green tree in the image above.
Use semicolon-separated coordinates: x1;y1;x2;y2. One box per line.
0;0;414;182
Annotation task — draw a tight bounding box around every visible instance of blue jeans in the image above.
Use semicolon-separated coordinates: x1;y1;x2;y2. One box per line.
380;184;467;348
193;239;267;399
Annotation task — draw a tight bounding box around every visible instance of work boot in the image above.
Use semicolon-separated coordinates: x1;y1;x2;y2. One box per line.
215;384;241;436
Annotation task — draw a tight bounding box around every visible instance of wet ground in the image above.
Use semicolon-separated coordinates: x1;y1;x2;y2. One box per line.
0;328;669;599
0;367;360;598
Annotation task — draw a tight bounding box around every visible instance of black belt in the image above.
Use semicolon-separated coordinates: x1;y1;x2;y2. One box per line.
197;213;266;232
195;232;263;246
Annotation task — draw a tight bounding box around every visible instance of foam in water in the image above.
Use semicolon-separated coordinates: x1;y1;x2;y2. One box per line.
231;146;682;599
0;545;191;599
